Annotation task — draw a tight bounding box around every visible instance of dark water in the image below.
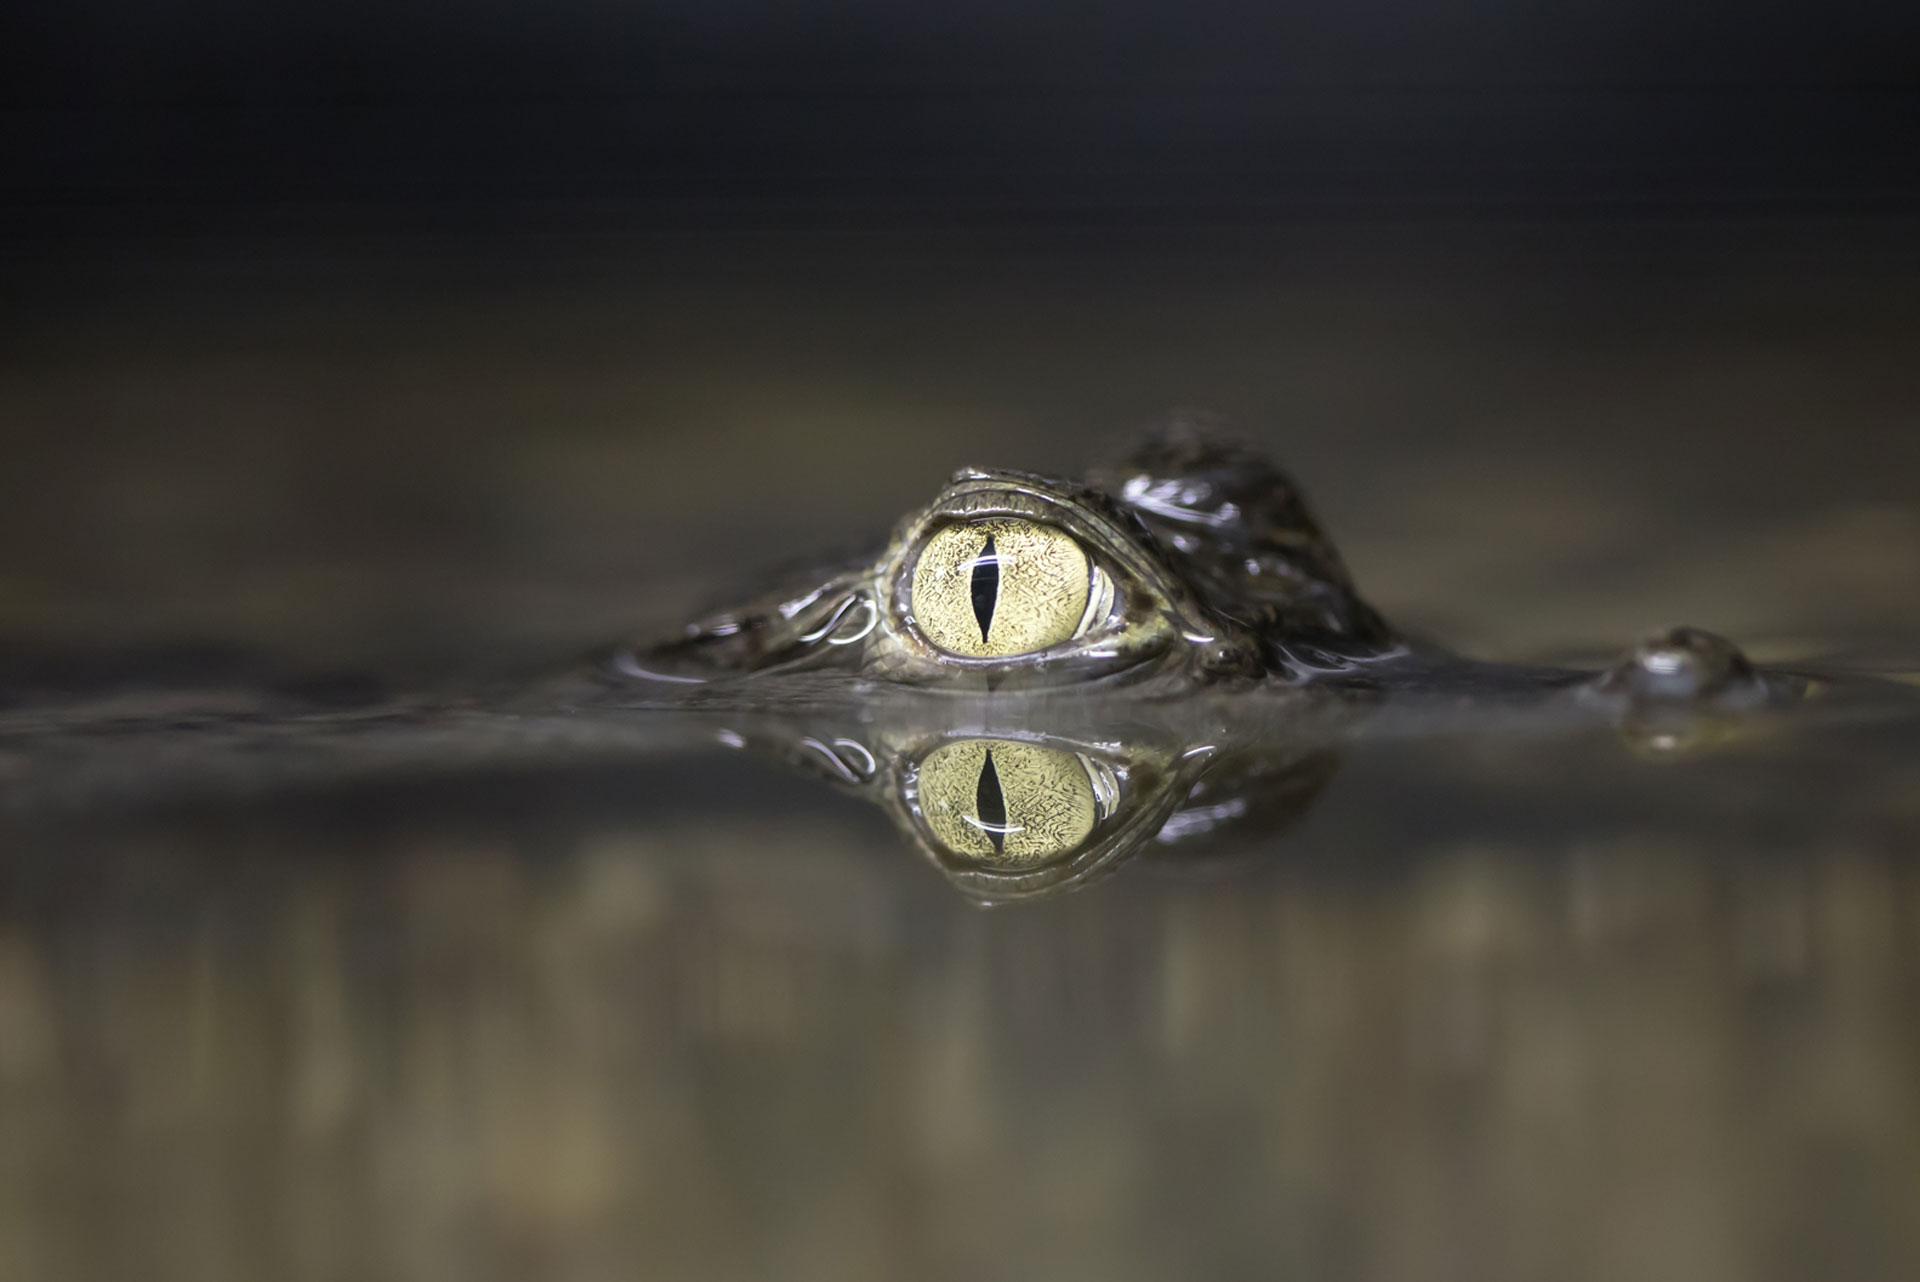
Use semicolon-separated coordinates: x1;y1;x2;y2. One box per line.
4;226;1920;1280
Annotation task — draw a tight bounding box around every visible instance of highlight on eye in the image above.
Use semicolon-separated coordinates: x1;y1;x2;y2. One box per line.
914;739;1110;864
909;518;1109;658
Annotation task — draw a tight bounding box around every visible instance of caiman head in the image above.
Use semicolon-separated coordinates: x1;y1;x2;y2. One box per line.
619;419;1393;692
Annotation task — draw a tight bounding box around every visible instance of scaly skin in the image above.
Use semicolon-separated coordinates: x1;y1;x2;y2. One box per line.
619;418;1773;704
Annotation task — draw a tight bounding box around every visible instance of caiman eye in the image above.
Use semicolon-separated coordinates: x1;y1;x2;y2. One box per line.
909;518;1110;657
916;739;1106;863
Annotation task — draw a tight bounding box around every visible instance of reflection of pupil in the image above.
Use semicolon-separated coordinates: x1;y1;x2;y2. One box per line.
975;750;1007;853
970;535;999;643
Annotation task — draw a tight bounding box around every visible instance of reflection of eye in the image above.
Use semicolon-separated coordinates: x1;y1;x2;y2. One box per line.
910;519;1112;658
916;739;1113;864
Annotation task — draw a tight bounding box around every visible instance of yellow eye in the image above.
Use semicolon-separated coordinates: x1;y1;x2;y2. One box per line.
916;739;1104;865
910;519;1096;657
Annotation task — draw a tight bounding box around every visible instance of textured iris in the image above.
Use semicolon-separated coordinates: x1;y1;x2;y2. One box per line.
910;519;1091;657
917;739;1099;864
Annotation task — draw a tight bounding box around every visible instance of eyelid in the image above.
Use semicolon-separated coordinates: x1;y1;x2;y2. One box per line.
1074;564;1118;640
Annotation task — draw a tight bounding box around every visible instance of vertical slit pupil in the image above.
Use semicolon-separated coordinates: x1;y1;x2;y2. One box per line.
976;750;1007;853
970;534;999;644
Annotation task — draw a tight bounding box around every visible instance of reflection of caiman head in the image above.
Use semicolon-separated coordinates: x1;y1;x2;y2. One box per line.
744;718;1337;903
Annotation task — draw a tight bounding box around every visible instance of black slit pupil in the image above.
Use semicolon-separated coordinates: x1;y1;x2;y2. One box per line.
976;750;1007;853
970;535;999;643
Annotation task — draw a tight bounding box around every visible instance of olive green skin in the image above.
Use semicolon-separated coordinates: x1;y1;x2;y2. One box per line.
625;420;1780;711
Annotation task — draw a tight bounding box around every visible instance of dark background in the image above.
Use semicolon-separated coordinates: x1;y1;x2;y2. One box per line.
6;1;1918;242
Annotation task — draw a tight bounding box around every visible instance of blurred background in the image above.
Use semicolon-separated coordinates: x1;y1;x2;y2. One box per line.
3;3;1920;1280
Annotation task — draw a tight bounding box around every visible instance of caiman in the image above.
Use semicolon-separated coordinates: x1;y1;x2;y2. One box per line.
0;419;1894;901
